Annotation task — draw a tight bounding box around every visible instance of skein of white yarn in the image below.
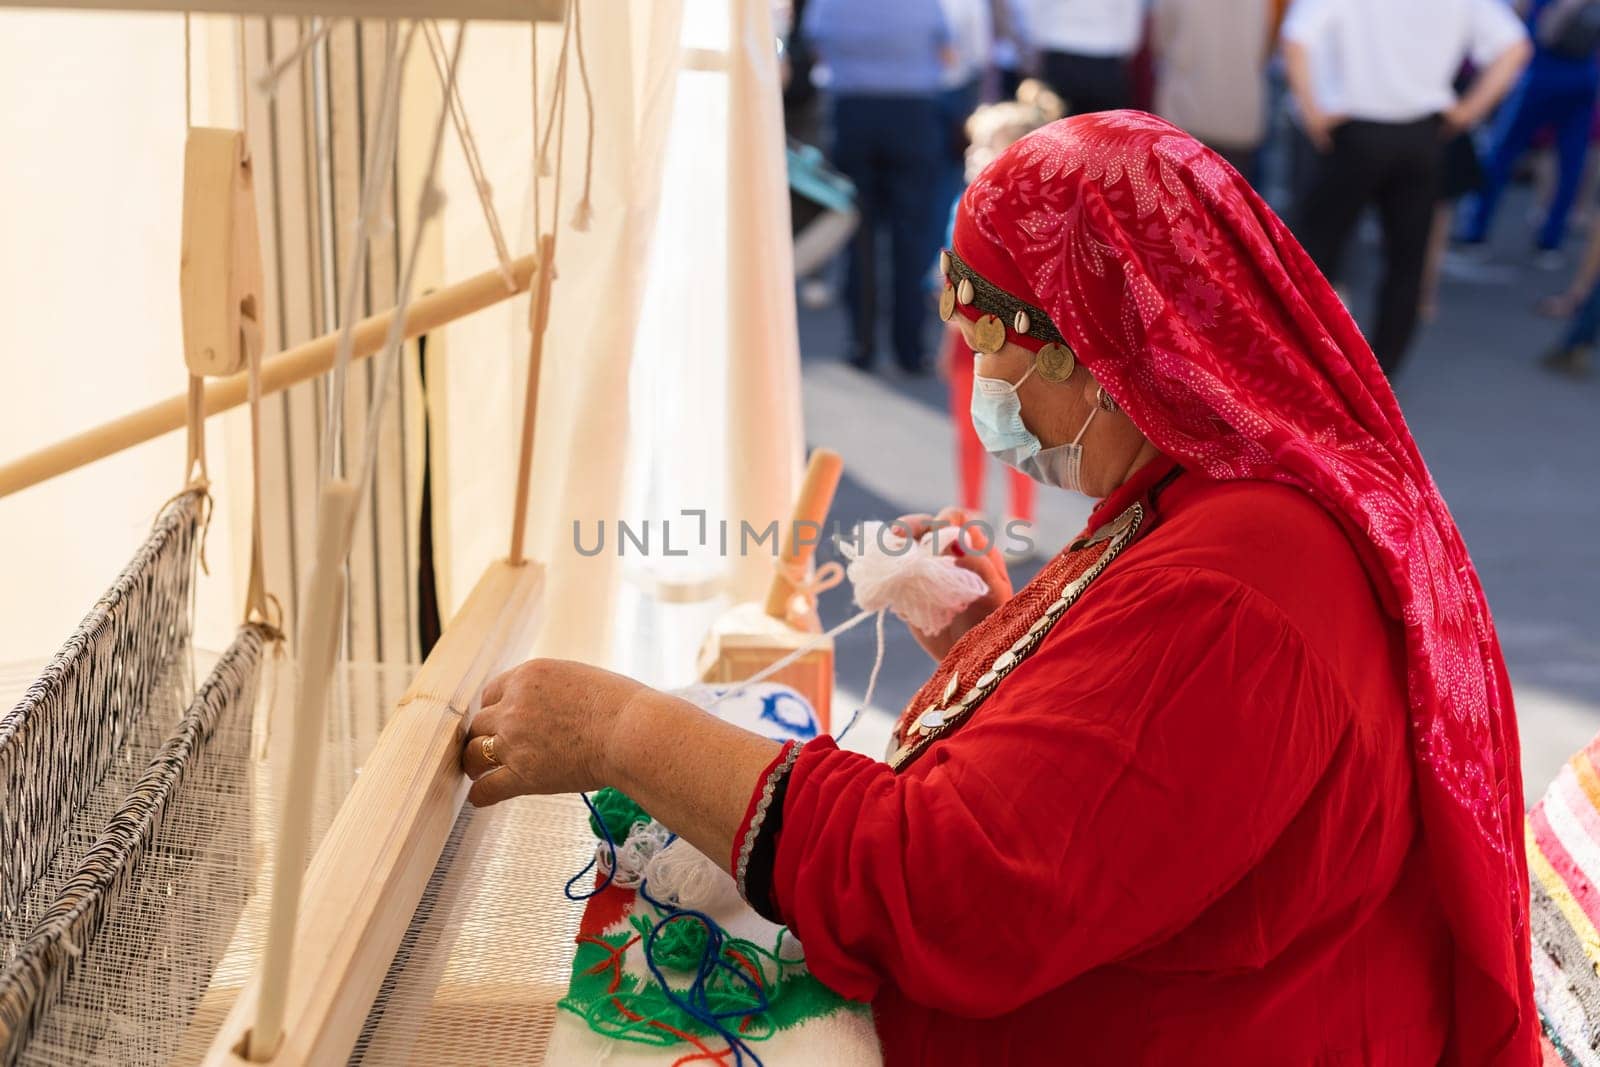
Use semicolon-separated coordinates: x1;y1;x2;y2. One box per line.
842;521;989;635
643;838;745;914
600;819;671;888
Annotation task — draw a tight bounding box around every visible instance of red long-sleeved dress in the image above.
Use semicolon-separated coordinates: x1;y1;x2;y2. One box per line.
734;457;1456;1064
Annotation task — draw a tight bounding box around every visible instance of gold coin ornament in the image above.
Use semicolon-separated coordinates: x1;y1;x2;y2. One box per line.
939;283;956;322
1013;309;1031;335
957;277;975;305
1035;341;1077;382
973;314;1006;354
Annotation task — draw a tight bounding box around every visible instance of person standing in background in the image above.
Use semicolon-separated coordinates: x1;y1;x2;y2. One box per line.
1282;0;1530;376
1029;0;1145;114
939;0;994;256
1533;199;1600;373
1459;0;1600;260
1152;0;1272;177
991;0;1031;99
804;0;953;374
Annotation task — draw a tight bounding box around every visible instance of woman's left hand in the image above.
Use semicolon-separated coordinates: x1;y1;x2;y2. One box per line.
461;658;647;807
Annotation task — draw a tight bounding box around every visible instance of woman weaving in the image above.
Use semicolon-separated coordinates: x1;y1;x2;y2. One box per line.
462;113;1537;1064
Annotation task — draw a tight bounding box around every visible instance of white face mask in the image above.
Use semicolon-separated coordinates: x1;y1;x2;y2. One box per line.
970;361;1100;494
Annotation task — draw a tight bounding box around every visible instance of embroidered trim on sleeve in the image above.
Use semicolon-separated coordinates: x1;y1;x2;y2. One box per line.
735;740;802;919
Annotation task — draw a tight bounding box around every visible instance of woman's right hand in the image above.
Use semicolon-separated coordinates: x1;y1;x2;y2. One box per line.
892;507;1013;661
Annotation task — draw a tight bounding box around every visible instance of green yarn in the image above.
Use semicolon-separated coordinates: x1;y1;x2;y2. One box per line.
644;913;708;971
560;924;862;1047
587;787;649;844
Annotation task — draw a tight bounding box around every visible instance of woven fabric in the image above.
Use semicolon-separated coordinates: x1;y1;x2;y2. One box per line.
0;491;202;917
952;111;1533;1062
0;624;265;1065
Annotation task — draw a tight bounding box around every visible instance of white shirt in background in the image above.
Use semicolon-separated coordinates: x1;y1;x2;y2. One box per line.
1029;0;1146;58
1154;0;1269;148
1281;0;1528;123
941;0;995;88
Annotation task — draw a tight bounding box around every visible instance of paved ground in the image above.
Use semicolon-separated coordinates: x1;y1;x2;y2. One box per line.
799;184;1600;800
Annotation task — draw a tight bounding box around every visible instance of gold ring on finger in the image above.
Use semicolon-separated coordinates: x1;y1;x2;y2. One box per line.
481;734;501;768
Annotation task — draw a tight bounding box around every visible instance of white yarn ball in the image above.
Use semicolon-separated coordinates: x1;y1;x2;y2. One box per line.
642;838;744;914
842;521;989;635
600;819;671;888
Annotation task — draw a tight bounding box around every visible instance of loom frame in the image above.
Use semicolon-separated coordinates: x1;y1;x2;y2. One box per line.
200;559;544;1066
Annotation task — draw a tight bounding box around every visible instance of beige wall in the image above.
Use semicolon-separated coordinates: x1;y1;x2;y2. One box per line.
0;10;248;658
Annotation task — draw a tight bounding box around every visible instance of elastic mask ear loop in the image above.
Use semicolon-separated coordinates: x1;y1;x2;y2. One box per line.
1070;402;1100;446
979;359;1035;394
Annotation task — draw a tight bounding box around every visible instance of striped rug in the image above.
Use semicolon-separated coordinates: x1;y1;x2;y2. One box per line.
1529;734;1600;1065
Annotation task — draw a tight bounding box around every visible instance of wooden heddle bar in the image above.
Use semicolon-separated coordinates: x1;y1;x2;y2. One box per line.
203;558;545;1065
0;253;537;501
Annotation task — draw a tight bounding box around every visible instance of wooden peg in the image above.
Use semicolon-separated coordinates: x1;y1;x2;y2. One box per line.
181;127;265;378
763;448;844;621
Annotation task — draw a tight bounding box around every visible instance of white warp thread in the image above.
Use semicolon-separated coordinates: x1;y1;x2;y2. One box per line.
842;521;988;635
642;839;743;915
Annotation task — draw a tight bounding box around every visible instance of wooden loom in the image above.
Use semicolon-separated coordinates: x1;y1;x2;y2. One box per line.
0;1;827;1064
0;6;555;1065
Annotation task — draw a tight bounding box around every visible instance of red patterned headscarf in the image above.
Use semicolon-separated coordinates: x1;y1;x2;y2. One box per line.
953;112;1534;1062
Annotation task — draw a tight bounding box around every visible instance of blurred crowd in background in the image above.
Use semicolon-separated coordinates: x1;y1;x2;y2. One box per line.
776;0;1600;401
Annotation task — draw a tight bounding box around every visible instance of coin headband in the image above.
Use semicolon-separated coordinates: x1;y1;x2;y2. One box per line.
941;247;1066;348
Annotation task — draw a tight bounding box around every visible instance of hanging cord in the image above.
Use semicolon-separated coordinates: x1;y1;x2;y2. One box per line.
529;20;541;241
422;19;517;290
535;1;573;184
177;11;216;573
507;0;576;562
254;17;339;98
320;21;412;485
568;0;596;231
183;12;193;127
241;321;285;641
350;24;468;516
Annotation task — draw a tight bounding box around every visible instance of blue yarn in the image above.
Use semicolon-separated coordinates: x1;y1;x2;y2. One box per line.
564;791;618;901
566;805;767;1063
641;906;768;1067
833;704;864;745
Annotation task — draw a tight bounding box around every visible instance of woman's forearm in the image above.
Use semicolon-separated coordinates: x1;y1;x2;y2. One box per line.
1455;39;1532;129
604;687;784;875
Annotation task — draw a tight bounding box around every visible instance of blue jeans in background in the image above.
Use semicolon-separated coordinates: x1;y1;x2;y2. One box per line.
831;94;946;371
1461;57;1600;251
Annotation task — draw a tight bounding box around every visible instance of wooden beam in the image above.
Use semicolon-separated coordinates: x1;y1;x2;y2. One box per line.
203;558;544;1066
0;253;536;501
0;0;564;20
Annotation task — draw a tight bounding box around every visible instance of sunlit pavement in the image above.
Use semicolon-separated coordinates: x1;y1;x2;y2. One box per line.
798;189;1600;799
